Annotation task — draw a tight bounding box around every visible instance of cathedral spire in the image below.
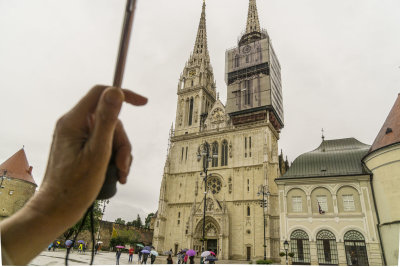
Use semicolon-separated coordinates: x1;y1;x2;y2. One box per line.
245;0;261;34
192;0;210;63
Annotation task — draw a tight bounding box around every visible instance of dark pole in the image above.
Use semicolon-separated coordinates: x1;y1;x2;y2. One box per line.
201;143;209;252
202;168;207;252
263;186;266;260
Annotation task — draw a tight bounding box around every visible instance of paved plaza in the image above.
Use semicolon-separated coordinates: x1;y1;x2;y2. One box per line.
29;250;250;265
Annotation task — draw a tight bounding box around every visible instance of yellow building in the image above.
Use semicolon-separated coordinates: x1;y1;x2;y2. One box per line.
153;0;284;261
363;94;400;265
276;138;383;266
0;149;37;221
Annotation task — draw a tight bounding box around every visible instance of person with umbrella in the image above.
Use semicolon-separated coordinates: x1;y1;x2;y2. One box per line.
186;249;196;264
138;250;143;264
166;254;173;264
116;248;122;265
141;249;151;264
150;250;158;264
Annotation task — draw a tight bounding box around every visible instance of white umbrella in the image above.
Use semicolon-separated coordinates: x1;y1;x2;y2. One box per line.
201;251;211;258
150;250;159;256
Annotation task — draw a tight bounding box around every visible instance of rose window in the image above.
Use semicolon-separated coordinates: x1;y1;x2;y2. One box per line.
207;177;222;194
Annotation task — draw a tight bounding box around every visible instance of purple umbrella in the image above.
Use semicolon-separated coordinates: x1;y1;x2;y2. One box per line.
186;249;196;256
65;240;73;247
141;249;151;254
116;245;125;249
78;240;85;244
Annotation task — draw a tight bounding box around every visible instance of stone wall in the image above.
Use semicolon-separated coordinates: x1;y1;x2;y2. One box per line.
0;177;36;221
69;221;153;250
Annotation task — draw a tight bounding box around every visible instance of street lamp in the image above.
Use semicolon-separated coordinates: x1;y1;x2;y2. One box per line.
284;240;289;265
197;141;218;252
257;185;270;260
96;200;110;244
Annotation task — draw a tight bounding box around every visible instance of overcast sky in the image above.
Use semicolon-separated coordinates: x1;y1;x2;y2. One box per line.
1;0;399;223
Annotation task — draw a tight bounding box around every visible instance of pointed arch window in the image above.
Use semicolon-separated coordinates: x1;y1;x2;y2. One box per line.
290;230;311;264
221;140;228;166
247;206;250;216
212;142;218;167
188;98;194;126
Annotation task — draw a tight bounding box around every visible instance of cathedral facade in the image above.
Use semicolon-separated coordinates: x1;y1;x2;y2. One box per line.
152;0;284;261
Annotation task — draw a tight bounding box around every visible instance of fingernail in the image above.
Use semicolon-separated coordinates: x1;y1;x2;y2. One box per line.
105;89;123;106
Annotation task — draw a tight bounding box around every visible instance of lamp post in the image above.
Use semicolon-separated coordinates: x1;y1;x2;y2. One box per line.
257;185;270;260
197;141;218;252
96;200;109;243
284;240;289;265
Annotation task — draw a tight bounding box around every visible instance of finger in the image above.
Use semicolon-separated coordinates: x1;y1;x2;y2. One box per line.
122;89;148;106
113;121;132;184
67;85;147;128
88;87;124;157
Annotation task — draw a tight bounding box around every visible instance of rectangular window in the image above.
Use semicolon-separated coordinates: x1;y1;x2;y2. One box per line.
292;196;302;212
317;195;328;212
181;147;184;161
247;179;250;192
177;220;180;225
343;194;355;211
244;137;247;157
249;136;252;157
185;147;188;161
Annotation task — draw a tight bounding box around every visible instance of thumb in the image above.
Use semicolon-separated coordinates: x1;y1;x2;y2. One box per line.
89;87;124;156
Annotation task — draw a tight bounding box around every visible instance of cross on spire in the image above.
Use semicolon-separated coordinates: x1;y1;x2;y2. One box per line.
322;128;325;141
246;0;261;34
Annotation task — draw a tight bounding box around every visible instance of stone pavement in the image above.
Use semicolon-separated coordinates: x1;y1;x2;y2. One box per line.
29;250;251;265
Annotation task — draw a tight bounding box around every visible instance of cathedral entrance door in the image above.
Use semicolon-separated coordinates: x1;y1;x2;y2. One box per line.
207;239;217;254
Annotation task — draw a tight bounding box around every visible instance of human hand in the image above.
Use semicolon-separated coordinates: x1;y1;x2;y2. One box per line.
0;85;147;265
30;85;147;223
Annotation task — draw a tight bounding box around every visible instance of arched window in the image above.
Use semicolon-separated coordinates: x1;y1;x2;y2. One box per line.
234;54;240;68
316;230;338;265
290;230;310;264
221;140;228;166
212;142;218;167
188;98;194;126
247;206;250;216
178;212;180;218
344;231;369;266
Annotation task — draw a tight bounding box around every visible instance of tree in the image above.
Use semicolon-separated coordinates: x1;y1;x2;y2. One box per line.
135;214;143;228
63;200;102;241
144;213;155;229
115;218;126;225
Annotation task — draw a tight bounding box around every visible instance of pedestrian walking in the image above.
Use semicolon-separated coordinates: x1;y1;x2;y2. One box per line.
142;253;149;264
189;256;194;264
78;243;83;253
167;254;173;264
116;248;122;265
138;251;142;264
184;254;188;264
128;247;134;263
150;253;156;264
95;243;99;255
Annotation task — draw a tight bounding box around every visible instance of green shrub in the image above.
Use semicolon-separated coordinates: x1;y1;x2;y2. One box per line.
255;259;273;264
279;252;286;257
288;252;295;258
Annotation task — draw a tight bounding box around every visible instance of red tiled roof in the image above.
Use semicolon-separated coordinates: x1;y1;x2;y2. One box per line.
369;94;400;153
0;149;36;185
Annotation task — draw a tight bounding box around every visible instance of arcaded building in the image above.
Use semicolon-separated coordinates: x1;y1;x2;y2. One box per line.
153;0;284;261
275;138;383;266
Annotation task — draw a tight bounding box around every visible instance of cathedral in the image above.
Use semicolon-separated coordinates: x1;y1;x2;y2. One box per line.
152;0;284;261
